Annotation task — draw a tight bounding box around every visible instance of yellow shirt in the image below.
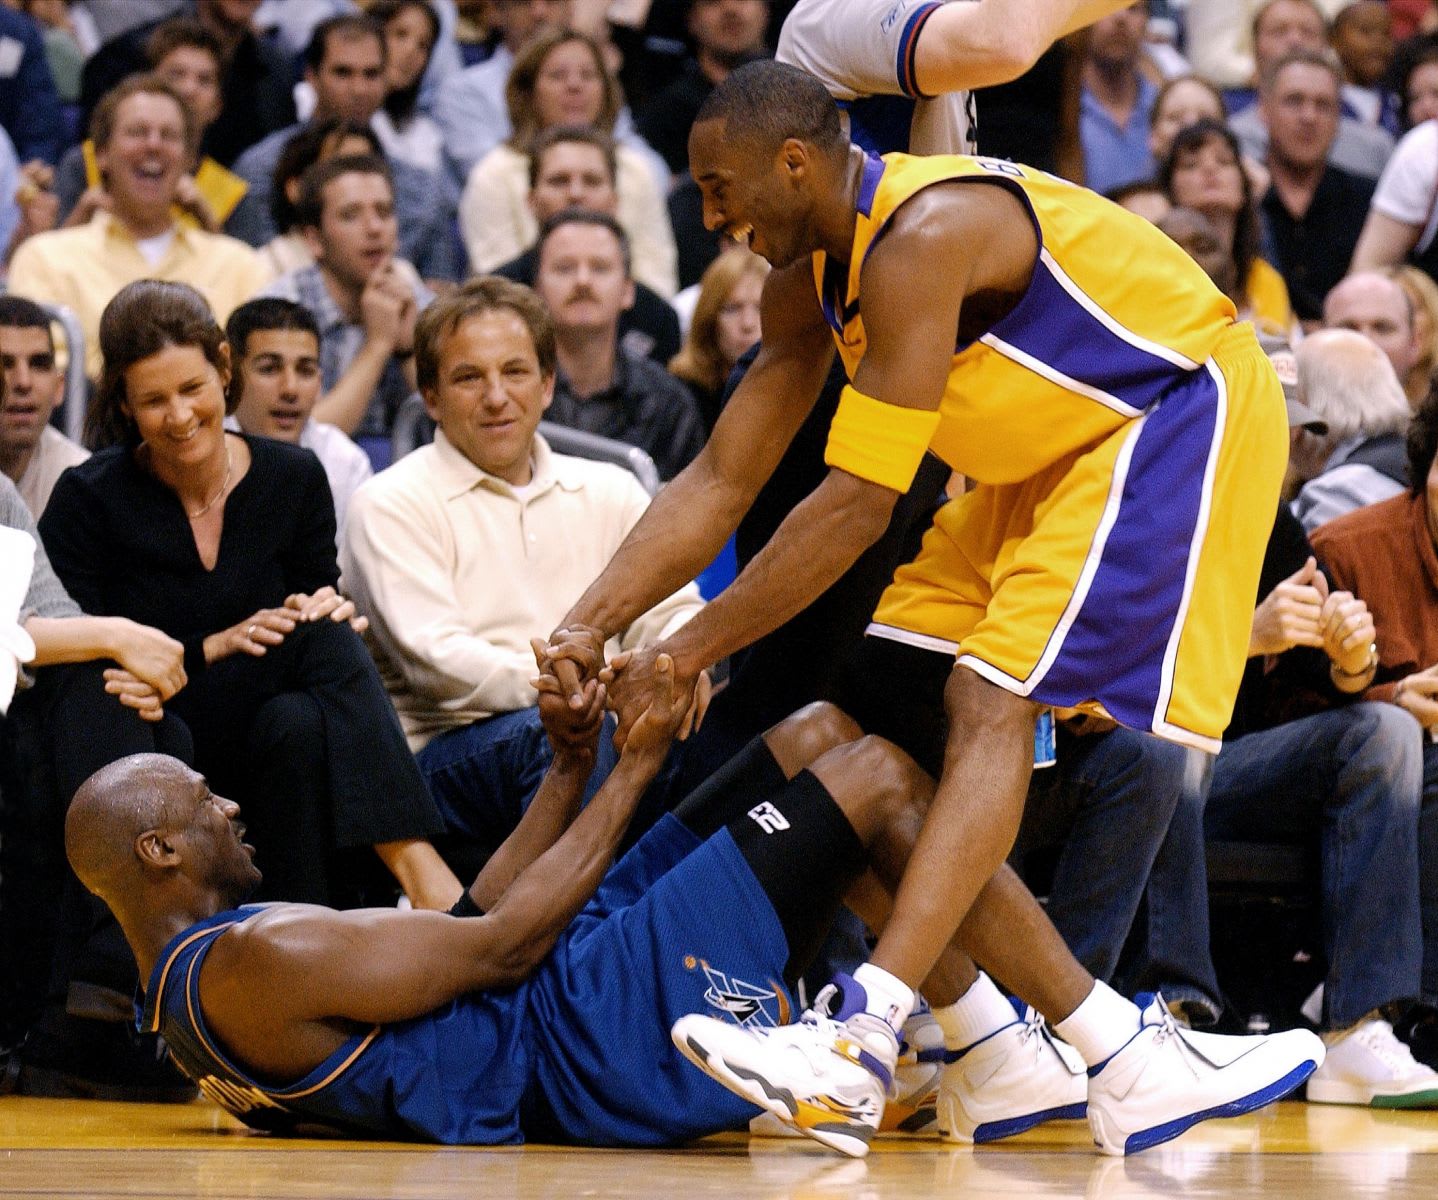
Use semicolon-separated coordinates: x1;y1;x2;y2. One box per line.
8;214;271;379
816;152;1238;486
1242;257;1297;339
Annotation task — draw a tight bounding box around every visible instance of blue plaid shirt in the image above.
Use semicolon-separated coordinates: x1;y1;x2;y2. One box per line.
259;264;433;439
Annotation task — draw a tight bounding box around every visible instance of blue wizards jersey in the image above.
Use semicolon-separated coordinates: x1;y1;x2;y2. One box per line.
140;904;534;1143
140;816;794;1146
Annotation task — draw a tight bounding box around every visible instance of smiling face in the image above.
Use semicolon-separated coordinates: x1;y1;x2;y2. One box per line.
424;308;554;485
689;118;820;269
232;328;322;443
96;90;188;227
0;324;61;461
121;342;231;478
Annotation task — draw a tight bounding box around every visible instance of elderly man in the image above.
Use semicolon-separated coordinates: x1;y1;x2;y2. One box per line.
340;276;703;874
7;75;268;380
1313;391;1438;1069
1291;327;1412;530
1324;271;1424;408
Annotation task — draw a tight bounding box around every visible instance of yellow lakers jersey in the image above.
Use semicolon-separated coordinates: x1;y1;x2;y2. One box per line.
812;153;1239;484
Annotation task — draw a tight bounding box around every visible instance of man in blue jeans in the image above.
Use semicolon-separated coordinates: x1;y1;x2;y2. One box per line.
340;277;706;881
1195;344;1435;1106
1200;503;1433;1106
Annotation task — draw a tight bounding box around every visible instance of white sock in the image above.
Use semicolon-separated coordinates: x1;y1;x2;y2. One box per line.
1054;981;1142;1067
852;962;915;1034
932;971;1017;1051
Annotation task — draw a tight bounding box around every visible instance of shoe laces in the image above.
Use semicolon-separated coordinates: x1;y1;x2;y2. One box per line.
1354;1020;1421;1073
1145;996;1180;1050
1019;1005;1053;1062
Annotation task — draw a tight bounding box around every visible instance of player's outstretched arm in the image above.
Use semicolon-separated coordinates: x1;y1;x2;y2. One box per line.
198;662;689;1080
461;642;609;911
914;0;1134;94
554;263;834;662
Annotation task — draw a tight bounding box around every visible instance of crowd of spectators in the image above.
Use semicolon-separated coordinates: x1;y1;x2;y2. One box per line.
6;0;1438;1114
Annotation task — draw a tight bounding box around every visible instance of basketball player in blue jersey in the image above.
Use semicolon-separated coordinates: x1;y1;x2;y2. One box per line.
68;661;1122;1148
543;59;1326;1158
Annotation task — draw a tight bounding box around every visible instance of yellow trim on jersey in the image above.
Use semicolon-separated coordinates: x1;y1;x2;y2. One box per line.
824;385;941;492
145;922;238;1033
180;942;381;1102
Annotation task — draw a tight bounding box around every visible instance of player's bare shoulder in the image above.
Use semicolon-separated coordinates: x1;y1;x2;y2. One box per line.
871;175;1039;297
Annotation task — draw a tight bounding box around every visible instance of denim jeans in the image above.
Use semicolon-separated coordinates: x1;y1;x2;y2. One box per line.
417;707;690;881
1015;725;1222;1016
417;708;620;877
1416;738;1438;1005
1206;703;1424;1027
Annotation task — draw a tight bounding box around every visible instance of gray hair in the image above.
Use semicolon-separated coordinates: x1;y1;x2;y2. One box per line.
1295;328;1410;453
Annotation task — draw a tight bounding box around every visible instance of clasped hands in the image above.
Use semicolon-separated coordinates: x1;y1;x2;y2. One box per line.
533;624;712;757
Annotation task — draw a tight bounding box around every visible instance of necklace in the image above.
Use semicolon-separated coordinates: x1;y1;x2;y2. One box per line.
187;445;233;520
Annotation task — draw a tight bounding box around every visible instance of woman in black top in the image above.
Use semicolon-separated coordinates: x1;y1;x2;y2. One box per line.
40;281;458;910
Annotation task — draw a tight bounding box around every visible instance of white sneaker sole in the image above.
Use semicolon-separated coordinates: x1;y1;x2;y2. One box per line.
671;1018;874;1158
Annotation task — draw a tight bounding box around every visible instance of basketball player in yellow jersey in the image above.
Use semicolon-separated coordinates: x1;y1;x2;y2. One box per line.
546;60;1323;1157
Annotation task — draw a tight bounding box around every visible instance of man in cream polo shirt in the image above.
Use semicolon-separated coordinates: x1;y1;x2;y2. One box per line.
340;276;703;874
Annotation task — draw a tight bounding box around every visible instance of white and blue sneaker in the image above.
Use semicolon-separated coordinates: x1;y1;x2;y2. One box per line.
1086;992;1324;1156
940;996;1088;1143
673;972;899;1158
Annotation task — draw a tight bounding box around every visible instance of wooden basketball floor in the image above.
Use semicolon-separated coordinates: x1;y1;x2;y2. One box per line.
4;1097;1438;1198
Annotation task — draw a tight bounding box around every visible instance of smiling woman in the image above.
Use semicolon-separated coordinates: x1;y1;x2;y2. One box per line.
37;279;456;914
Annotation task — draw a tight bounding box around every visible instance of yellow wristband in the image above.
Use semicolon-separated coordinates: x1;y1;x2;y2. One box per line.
824;385;941;493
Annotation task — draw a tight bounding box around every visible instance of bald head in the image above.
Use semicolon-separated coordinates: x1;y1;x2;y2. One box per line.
1324;271;1420;388
65;754;259;919
66;754;194;899
1295;328;1410;446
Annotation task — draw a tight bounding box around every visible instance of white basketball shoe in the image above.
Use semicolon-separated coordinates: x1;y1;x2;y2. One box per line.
940;998;1088;1143
673;974;899;1158
1086;993;1325;1156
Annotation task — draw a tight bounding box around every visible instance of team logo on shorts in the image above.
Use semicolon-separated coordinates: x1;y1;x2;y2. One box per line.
683;956;792;1028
